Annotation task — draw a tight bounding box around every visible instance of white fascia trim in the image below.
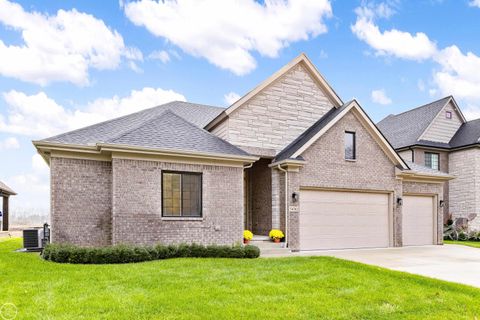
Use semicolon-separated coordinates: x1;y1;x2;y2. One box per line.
97;143;259;163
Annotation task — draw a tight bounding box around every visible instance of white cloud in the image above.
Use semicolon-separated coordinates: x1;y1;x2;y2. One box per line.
351;3;437;60
149;50;171;63
371;89;392;105
352;2;480;116
433;45;480;102
0;0;140;85
124;0;332;75
469;0;480;7
224;92;241;105
0;136;19;150
0;87;186;138
32;154;49;174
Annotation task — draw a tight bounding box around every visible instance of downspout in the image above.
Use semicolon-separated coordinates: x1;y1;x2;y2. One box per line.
243;163;253;231
277;164;288;248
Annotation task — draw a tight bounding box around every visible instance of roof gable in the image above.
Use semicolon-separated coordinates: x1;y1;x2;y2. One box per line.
377;96;453;149
275;100;408;169
418;98;465;143
205;53;343;130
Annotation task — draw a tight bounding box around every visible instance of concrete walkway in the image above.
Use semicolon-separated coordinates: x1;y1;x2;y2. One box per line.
266;244;480;288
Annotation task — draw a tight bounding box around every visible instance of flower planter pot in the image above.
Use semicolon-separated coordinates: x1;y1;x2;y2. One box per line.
243;239;250;244
273;238;281;243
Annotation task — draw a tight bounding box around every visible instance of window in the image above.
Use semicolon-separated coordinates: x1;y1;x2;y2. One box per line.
424;152;439;170
162;171;202;217
345;131;356;160
446;111;452;119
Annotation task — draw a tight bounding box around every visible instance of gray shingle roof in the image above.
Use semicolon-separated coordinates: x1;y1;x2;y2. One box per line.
274;101;352;162
41;101;224;146
106;110;249;156
404;161;452;177
0;181;16;195
377;96;451;149
449;118;480;148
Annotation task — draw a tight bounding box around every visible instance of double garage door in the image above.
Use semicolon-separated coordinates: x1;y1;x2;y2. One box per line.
299;190;435;250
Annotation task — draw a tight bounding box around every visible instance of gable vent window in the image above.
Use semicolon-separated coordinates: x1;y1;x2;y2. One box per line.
162;171;202;217
425;152;439;171
446;111;452;119
345;131;356;160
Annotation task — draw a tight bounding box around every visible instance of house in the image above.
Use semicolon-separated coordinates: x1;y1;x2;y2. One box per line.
378;96;480;230
33;54;452;251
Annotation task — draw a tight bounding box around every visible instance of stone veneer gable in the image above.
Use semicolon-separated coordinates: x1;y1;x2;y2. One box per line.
212;63;335;154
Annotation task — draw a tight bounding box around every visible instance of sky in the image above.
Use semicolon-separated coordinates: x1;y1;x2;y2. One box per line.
1;0;480;217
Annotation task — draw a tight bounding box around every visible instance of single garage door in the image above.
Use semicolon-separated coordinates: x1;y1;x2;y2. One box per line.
299;190;390;250
403;195;435;246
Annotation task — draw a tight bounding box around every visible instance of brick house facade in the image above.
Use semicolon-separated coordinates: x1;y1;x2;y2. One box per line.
36;54;451;250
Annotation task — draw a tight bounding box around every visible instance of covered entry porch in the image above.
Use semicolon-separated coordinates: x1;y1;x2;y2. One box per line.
0;181;16;231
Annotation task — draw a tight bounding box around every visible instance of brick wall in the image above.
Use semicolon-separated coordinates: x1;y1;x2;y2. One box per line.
112;159;244;246
449;148;480;229
50;157;112;246
213;63;334;154
412;147;449;214
249;158;272;235
293;111;401;248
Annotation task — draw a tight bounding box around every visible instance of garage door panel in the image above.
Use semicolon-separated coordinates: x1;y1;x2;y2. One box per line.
403;195;435;246
299;190;390;250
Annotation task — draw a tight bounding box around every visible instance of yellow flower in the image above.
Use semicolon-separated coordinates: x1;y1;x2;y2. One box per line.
243;230;253;240
269;229;284;240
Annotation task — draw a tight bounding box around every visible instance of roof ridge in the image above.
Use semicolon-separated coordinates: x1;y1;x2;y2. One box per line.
106;109;174;143
389;96;451;118
42;101;223;142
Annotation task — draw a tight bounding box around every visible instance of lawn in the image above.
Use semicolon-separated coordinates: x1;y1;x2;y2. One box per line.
445;240;480;248
1;238;480;319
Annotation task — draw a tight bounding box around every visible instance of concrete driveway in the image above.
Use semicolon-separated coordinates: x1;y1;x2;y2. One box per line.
293;244;480;288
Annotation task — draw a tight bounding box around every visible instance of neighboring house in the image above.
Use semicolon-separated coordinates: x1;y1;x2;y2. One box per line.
378;96;480;229
0;180;16;231
33;54;452;251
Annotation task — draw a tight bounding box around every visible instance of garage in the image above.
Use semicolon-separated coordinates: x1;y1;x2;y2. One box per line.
299;189;391;250
402;195;436;246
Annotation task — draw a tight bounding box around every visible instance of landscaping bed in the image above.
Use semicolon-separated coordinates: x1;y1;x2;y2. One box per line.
1;238;480;319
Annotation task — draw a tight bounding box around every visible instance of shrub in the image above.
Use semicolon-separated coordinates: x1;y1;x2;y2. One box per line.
42;242;260;264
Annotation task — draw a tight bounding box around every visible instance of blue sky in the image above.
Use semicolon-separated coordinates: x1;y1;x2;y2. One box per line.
1;0;480;215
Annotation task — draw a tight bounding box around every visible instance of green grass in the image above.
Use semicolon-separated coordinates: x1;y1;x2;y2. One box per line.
1;238;480;319
445;240;480;248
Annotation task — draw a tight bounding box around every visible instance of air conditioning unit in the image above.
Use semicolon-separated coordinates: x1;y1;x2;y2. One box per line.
23;228;44;251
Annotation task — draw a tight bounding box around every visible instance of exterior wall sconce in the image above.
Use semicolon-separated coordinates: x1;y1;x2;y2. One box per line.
439;200;445;208
396;197;403;207
292;192;299;203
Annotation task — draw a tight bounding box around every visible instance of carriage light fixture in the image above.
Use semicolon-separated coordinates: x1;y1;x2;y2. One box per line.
292;192;299;203
396;197;403;206
439;200;445;208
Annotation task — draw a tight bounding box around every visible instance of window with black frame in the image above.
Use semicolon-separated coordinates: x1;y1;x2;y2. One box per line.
162;171;202;217
345;131;356;160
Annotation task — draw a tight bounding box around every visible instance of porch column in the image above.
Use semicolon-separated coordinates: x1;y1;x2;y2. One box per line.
271;168;282;230
2;195;8;231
